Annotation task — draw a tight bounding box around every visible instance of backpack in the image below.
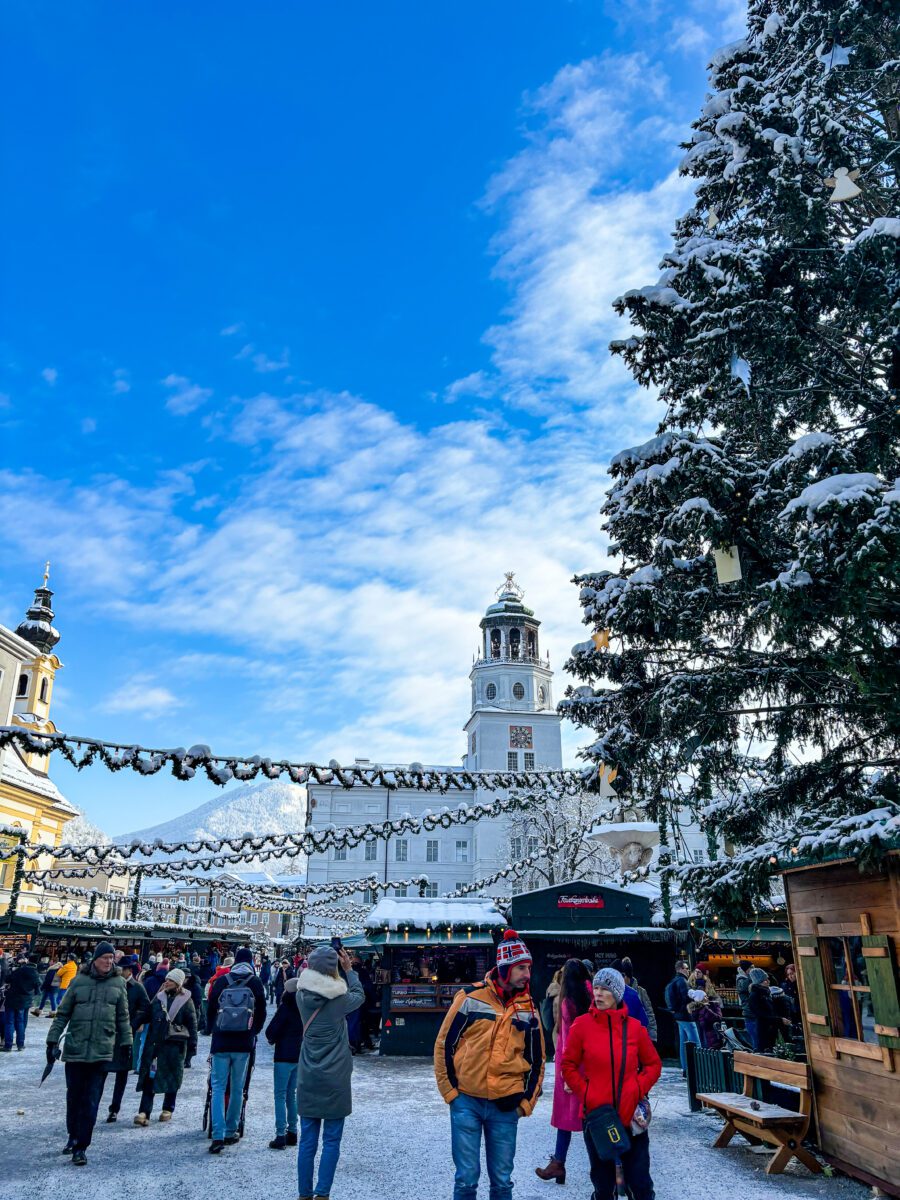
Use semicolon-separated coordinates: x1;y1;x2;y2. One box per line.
215;971;257;1033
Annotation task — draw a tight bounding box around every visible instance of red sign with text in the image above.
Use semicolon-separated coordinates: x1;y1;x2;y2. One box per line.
557;894;605;909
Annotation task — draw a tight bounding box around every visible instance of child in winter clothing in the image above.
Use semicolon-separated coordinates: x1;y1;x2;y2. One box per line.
264;976;303;1149
687;981;723;1049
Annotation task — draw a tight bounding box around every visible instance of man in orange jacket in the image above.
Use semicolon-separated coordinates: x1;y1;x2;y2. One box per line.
434;930;545;1200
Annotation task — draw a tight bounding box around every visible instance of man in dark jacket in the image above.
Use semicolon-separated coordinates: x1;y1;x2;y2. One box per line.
104;955;151;1121
47;941;132;1166
205;946;267;1153
2;955;41;1050
665;959;698;1073
264;975;303;1149
747;969;791;1051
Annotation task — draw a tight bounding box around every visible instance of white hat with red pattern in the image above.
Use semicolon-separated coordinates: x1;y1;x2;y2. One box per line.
496;929;532;977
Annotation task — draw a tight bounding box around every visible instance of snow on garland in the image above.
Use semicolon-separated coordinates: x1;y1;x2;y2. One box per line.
0;726;581;791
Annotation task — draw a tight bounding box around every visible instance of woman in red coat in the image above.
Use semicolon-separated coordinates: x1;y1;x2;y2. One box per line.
535;959;592;1184
561;967;661;1200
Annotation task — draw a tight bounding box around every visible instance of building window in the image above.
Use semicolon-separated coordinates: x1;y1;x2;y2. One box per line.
424;883;438;898
16;673;27;697
524;752;535;770
486;683;497;701
426;840;439;863
527;835;540;857
364;840;377;861
39;677;49;703
691;847;706;864
395;840;408;863
455;840;469;863
824;936;877;1043
188;894;196;906
362;888;376;905
456;881;468;892
395;885;408;897
334;846;347;861
512;682;525;700
250;911;259;925
511;836;522;859
507;751;518;771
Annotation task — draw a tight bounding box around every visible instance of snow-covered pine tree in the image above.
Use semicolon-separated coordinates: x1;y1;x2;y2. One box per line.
561;0;900;924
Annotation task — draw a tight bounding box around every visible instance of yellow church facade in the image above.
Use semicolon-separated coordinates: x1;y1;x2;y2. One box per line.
0;571;78;916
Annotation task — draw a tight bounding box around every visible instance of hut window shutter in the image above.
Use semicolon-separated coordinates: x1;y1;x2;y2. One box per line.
861;935;900;1049
797;936;832;1035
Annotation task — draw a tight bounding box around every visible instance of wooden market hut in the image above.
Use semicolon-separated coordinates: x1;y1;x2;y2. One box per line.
783;846;900;1195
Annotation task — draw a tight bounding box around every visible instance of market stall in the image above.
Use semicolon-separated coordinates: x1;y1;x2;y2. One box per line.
689;917;794;1011
364;896;506;1056
506;880;689;1054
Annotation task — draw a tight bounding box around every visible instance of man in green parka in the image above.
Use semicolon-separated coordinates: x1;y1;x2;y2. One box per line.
47;940;132;1166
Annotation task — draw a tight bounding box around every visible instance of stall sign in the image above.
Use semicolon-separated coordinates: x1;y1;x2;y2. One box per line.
557;894;605;909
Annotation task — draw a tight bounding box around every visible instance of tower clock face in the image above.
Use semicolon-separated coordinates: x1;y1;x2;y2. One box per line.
509;725;533;749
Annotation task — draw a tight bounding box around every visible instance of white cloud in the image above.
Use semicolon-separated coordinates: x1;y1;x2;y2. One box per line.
81;417;97;434
112;369;131;395
220;323;244;337
162;373;213;415
253;349;290;374
101;677;182;719
42;367;58;385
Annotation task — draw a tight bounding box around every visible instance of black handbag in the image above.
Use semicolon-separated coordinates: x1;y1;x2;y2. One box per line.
583;1017;631;1162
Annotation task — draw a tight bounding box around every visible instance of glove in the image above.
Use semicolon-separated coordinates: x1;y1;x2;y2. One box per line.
494;1092;524;1113
46;1043;58;1066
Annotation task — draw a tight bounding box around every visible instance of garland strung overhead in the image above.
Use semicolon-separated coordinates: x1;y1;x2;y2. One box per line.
0;725;580;791
16;785;575;863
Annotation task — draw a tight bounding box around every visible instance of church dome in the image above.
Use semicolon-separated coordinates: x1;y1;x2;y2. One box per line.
16;564;61;655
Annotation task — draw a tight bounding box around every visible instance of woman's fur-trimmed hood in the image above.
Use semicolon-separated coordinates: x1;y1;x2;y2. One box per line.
297;967;348;1000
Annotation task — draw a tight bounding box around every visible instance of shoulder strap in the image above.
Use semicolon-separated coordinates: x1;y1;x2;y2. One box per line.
302;1004;322;1035
607;1015;629;1108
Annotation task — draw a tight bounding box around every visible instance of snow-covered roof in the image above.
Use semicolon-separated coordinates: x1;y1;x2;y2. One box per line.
365;896;506;931
0;744;76;813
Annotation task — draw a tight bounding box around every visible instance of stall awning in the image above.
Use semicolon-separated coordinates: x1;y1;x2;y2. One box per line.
708;926;792;944
368;930;496;947
518;927;686;943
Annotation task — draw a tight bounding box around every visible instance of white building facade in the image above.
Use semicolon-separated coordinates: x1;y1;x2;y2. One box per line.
304;577;563;933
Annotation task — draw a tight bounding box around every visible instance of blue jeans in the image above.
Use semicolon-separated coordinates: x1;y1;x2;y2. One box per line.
36;987;61;1012
744;1018;759;1051
298;1116;345;1197
450;1093;520;1200
210;1051;250;1140
676;1020;700;1072
3;1008;28;1049
273;1061;298;1136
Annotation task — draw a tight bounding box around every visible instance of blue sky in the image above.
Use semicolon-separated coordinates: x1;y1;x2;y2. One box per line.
0;0;745;834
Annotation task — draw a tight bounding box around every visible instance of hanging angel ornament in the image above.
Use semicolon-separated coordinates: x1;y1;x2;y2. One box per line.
707;207;720;230
825;167;862;203
591;628;610;651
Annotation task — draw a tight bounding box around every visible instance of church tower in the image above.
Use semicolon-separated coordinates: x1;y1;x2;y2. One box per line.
463;573;562;773
13;563;62;774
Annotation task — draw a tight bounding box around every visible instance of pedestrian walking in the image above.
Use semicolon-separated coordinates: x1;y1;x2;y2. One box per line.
609;958;650;1030
3;954;40;1050
273;957;294;1006
619;959;657;1044
183;961;203;1044
540;968;562;1060
687;979;723;1049
435;930;545;1200
259;954;272;1002
561;968;662;1200
265;975;303;1149
32;959;63;1016
55;952;77;999
535;959;591;1184
746;969;791;1051
46;941;132;1167
104;955;151;1122
295;945;365;1199
143;958;169;1000
206;947;267;1153
134;967;198;1125
664;960;698;1073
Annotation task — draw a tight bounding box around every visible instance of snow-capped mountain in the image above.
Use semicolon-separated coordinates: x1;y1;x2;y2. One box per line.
115;779;307;845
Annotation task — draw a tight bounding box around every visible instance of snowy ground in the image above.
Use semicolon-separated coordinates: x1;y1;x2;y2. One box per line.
0;1023;870;1200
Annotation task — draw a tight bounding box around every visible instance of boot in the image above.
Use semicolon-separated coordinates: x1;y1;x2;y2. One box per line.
106;1111;118;1123
209;1140;225;1154
72;1150;87;1167
134;1113;150;1126
269;1135;287;1150
159;1111;173;1122
535;1158;566;1185
285;1130;298;1146
61;1140;76;1154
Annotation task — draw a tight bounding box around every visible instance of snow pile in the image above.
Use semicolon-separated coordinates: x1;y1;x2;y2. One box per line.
365;896;506;931
780;473;883;521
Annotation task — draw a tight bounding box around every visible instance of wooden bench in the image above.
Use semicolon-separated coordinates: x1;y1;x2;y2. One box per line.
697;1051;821;1176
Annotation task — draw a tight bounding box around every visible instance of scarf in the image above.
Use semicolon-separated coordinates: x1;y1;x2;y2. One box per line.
157;988;191;1025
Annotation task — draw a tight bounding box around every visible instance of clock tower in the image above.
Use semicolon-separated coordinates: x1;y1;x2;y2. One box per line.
463;573;562;774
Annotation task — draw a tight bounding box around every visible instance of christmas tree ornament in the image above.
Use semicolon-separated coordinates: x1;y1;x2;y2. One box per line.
591;628;610;651
712;544;742;584
707;207;720;230
825;167;861;203
817;42;854;71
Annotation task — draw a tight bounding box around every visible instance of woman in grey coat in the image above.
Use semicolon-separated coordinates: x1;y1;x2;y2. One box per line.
296;945;365;1200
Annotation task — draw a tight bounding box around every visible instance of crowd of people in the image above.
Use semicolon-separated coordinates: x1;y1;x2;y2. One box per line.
0;934;802;1199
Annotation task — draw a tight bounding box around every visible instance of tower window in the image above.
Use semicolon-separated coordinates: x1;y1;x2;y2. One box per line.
512;682;525;700
490;629;501;658
524;752;535;770
509;628;521;659
39;678;49;703
507;751;519;771
486;683;497;701
17;674;28;698
471;733;476;754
